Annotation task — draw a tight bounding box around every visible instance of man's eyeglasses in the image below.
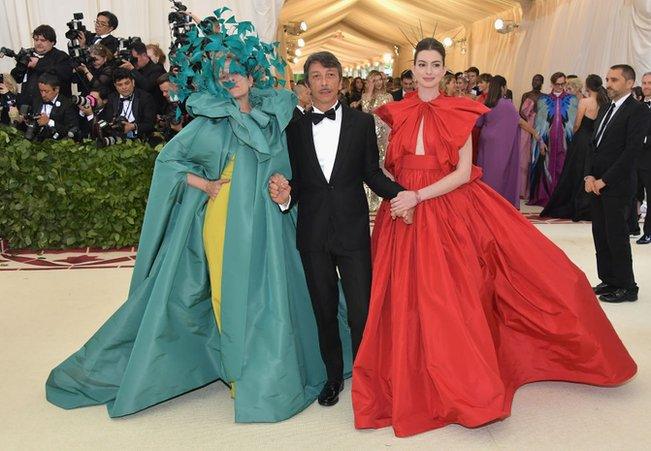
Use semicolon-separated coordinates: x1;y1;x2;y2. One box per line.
554;82;567;87
94;20;110;27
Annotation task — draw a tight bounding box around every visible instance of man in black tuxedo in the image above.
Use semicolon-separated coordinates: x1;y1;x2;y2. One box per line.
103;68;156;140
22;73;78;140
636;71;651;245
585;64;648;303
391;69;415;101
119;42;166;114
9;25;73;107
268;51;405;407
78;11;120;54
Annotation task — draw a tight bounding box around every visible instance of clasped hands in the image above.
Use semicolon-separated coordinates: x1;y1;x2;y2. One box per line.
584;176;606;195
268;173;291;205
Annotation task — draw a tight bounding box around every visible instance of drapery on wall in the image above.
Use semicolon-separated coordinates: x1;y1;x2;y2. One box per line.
0;0;283;74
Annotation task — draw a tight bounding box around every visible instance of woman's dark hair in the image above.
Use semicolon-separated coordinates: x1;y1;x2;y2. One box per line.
89;44;114;62
33;25;56;44
479;73;493;84
303;51;342;85
485;75;507;108
585;74;609;108
414;38;446;65
351;76;364;94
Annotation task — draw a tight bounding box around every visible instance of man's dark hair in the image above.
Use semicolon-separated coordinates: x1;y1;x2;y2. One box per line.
303;52;342;84
112;67;134;83
97;11;118;30
454;71;463;78
611;64;636;82
94;85;111;101
33;25;57;44
130;41;147;56
38;73;60;88
156;73;171;85
466;66;480;76
567;74;578;79
400;69;413;80
296;78;307;87
551;72;566;84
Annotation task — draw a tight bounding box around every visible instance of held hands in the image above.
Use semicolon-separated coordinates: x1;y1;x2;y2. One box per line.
268;173;291;205
203;178;230;199
584;176;606;195
391;190;419;216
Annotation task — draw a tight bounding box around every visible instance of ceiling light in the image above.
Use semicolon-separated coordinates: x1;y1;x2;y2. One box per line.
494;19;505;31
297;38;305;48
494;18;519;34
442;37;453;48
284;21;308;36
294;48;302;57
300;21;308;32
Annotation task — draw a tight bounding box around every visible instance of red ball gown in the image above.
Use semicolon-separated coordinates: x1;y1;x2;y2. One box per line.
352;92;637;437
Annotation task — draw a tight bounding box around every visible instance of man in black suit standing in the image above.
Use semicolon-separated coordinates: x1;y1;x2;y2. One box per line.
9;25;73;107
78;11;120;54
268;51;405;407
636;71;651;245
103;68;156;141
585;64;648;303
24;73;78;140
391;69;415;101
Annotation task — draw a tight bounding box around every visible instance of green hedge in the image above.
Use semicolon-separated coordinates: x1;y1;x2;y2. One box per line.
0;125;159;249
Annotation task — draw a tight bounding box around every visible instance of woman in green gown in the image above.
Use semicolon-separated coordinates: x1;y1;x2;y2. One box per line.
45;9;351;422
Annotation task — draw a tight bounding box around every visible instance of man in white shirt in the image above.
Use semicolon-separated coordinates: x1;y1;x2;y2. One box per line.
585;64;648;303
268;51;405;408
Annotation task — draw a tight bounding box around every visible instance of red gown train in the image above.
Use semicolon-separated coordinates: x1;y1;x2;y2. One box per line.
351;92;637;437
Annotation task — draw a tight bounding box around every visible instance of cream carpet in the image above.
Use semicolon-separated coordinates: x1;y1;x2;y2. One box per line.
1;222;650;450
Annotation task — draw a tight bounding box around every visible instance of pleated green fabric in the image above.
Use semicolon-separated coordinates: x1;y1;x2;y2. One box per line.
45;88;352;422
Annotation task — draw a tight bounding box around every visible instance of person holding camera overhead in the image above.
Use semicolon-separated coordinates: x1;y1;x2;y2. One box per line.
103;67;156;141
7;25;73;108
119;41;166;114
77;11;120;54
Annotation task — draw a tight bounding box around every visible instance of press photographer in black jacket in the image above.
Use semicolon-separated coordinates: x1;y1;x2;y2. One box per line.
74;44;116;95
78;11;120;54
8;25;73;108
119;41;166;114
103;68;156;141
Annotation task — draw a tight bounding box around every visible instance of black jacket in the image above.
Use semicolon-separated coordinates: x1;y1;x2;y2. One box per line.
31;95;79;138
587;94;649;197
11;48;73;107
84;33;119;54
130;61;166;114
104;88;156;137
286;104;404;252
391;89;403;101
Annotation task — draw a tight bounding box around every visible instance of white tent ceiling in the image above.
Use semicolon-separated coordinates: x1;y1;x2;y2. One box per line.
280;0;526;73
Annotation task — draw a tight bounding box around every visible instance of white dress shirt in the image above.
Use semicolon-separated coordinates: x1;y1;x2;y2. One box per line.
312;102;342;182
40;95;58;127
279;102;342;210
595;92;631;147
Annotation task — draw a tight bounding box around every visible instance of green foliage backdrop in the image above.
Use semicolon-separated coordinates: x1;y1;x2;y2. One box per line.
0;125;158;249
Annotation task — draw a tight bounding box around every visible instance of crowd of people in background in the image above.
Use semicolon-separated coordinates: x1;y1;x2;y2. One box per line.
0;10;649;246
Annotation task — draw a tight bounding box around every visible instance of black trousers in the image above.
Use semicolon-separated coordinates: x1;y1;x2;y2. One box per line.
591;194;637;289
299;228;371;382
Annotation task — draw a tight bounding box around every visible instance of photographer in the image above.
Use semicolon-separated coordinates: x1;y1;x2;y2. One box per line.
119;41;166;113
16;73;78;141
103;68;155;141
74;44;115;95
78;11;120;54
0;73;19;125
77;86;111;139
8;25;73;107
156;72;189;141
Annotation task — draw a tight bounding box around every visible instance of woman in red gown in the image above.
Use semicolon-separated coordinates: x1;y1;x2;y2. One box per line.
352;38;637;438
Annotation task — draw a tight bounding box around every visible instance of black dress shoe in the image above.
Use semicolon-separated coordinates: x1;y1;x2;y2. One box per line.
592;282;617;295
599;288;638;303
636;234;651;245
318;380;344;406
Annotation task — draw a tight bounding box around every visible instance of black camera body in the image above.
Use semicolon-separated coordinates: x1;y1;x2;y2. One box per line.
65;13;87;40
168;0;193;55
157;102;183;141
18;104;41;141
114;36;142;66
96;115;129;147
65;13;91;69
0;47;34;67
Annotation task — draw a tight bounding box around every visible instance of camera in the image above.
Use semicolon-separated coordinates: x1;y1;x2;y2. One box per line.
0;47;34;67
70;94;98;110
115;36;142;65
65;13;87;40
168;0;194;55
157;102;183;140
18;104;40;141
95;115;129;147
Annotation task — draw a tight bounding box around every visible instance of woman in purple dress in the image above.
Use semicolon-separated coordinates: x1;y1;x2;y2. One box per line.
476;76;543;208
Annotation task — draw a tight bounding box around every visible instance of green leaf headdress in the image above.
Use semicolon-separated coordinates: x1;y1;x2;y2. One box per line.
170;7;287;103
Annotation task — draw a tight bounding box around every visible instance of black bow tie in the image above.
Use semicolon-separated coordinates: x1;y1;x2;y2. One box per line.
310;104;338;125
645;100;651;107
43;101;54;106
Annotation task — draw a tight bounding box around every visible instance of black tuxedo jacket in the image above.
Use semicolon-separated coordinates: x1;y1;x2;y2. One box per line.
588;95;648;197
85;33;119;54
292;106;307;123
131;61;167;114
286;104;404;252
11;48;73;107
104;88;156;136
32;95;79;137
391;89;403;101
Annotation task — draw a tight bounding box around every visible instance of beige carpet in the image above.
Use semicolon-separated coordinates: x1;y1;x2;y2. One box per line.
1;223;650;450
